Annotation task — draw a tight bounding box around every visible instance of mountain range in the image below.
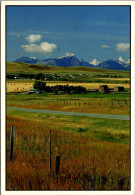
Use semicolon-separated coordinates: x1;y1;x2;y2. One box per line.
13;55;130;71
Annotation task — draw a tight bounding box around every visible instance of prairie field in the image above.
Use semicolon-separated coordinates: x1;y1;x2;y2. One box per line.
6;62;130;77
6;81;130;92
46;82;130;90
6;110;130;190
6;89;130;190
7;92;130;115
6;64;130;190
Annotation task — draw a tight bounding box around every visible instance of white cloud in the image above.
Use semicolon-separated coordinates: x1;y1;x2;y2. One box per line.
30;57;37;59
118;56;130;64
58;52;75;59
25;34;42;43
101;44;110;49
21;42;57;53
116;43;130;52
65;52;74;57
126;59;130;64
118;56;125;63
90;59;100;66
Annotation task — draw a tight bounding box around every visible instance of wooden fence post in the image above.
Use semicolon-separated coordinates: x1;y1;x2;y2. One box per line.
56;156;60;175
10;126;15;161
49;131;51;172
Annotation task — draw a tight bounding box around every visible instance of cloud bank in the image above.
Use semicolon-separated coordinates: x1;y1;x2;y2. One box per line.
119;56;130;64
90;59;100;66
116;43;130;52
25;34;42;43
101;44;110;49
118;56;125;63
21;42;57;53
65;52;74;57
126;59;130;64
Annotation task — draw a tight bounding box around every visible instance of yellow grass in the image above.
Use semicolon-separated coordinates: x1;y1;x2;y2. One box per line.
6;81;130;92
7;101;130;116
6;114;130;190
46;82;130;89
95;77;130;81
6;83;33;92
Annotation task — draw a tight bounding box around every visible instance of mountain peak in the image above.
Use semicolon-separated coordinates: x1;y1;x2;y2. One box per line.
97;59;129;71
13;56;130;70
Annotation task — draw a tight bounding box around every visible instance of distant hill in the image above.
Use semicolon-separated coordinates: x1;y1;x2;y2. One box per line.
97;59;130;71
13;55;130;71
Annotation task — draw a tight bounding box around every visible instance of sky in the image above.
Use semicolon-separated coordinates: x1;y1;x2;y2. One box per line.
6;6;130;65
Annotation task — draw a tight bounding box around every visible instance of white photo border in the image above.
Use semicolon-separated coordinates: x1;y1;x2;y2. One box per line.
1;1;135;195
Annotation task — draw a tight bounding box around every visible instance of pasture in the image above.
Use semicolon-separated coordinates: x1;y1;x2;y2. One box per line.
6;88;130;190
7;110;130;190
6;81;130;92
7;92;130;115
6;63;130;190
7;62;130;77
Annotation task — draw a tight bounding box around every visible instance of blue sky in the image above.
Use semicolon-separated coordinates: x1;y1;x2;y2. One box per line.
6;6;130;64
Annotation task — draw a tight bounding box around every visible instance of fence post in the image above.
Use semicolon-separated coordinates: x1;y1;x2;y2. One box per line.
56;156;60;175
10;126;15;161
49;131;51;172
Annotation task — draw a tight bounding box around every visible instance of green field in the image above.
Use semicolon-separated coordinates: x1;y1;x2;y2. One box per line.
7;62;130;84
6;62;130;190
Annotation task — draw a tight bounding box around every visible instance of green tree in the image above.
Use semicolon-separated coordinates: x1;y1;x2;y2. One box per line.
33;80;46;93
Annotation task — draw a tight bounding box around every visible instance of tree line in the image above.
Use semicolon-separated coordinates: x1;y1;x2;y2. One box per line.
33;80;86;94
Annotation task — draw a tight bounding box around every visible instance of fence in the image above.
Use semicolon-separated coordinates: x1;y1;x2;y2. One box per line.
16;99;129;108
9;126;60;176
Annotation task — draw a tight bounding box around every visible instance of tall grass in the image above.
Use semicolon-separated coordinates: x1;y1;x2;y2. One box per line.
6;114;130;190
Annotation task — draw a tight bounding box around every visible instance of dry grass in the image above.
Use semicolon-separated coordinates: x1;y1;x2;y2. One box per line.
95;78;130;81
6;82;33;92
45;82;130;90
6;114;130;190
6;81;130;92
7;98;130;115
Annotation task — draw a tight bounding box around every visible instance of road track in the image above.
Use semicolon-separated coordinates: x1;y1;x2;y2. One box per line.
7;107;130;120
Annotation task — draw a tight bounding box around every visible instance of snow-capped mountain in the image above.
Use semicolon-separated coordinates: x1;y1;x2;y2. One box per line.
13;56;130;71
14;55;93;68
14;56;39;64
80;59;94;67
97;59;130;71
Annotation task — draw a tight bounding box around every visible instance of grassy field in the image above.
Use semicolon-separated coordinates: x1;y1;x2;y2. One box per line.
7;62;130;81
7;110;130;190
6;62;130;190
6;62;129;74
6;81;130;92
6;90;130;190
7;92;130;115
